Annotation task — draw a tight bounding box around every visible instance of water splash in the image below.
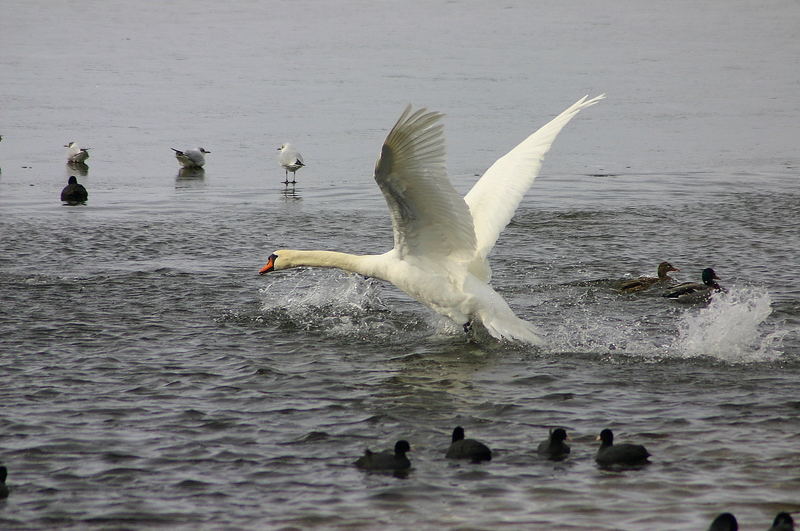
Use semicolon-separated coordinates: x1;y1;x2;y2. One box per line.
673;286;784;362
256;270;429;341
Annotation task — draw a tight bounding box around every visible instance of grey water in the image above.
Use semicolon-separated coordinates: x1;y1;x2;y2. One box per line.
1;0;799;529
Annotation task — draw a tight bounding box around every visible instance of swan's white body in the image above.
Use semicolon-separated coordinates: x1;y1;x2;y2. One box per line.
172;147;209;168
260;95;604;343
278;143;305;182
65;141;90;163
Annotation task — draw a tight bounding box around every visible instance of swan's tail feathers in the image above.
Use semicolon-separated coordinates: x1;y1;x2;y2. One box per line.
465;94;605;259
478;309;544;345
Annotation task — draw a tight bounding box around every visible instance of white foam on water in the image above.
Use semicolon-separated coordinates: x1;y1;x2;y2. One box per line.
672;286;784;362
539;284;786;363
257;270;430;341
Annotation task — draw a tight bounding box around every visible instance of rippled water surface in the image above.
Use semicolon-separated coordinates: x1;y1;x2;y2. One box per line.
2;1;800;529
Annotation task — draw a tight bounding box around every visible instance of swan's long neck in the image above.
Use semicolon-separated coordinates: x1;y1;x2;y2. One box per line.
276;250;383;278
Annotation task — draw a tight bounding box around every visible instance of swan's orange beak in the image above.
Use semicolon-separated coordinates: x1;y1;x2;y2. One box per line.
259;254;277;275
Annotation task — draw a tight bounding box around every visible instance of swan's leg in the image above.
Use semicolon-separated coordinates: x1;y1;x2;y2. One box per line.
463;320;478;343
284;168;289;185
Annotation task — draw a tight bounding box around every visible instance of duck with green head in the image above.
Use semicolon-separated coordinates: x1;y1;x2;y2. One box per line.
662;267;722;302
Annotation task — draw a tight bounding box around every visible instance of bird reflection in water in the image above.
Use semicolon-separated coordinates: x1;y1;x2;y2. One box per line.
67;161;89;176
175;167;205;189
281;185;301;201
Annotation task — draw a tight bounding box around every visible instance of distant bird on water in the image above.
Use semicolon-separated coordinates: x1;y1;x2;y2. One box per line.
445;426;492;462
354;440;411;472
0;465;9;498
536;427;571;461
768;512;795;531
595;428;650;467
618;261;679;293
65;141;90;163
707;512;738;531
61;175;88;203
172;147;210;169
662;267;723;302
277;143;304;184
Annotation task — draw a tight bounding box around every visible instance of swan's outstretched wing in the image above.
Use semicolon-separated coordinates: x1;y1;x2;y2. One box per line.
375;105;477;259
464;95;604;260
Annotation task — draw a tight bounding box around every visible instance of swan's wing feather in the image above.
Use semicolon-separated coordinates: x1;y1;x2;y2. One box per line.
374;105;477;259
464;94;604;259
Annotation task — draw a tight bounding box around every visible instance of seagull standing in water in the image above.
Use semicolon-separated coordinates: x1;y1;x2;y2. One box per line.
172;147;210;169
277;143;305;184
65;142;90;163
259;95;603;343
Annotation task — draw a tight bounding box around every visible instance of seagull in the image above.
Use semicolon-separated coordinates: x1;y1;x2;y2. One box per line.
259;95;604;343
64;142;90;163
60;175;88;203
172;147;210;168
277;143;305;184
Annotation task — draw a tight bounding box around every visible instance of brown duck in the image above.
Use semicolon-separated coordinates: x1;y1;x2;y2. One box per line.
618;261;679;293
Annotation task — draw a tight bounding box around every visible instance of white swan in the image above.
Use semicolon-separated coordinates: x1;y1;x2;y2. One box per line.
259;95;604;343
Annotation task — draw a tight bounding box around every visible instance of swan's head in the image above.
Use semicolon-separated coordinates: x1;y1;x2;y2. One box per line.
199;147;210;154
259;253;280;274
259;250;298;274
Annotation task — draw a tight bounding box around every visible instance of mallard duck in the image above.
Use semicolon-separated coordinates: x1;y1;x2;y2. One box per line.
536;427;571;461
354;440;411;471
662;267;722;302
60;175;88;203
618;261;680;293
445;426;492;462
595;428;650;467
